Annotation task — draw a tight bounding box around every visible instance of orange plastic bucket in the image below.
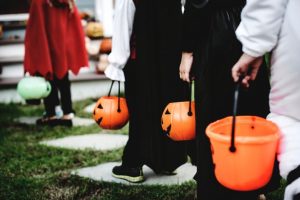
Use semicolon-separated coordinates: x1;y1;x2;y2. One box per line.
206;116;279;191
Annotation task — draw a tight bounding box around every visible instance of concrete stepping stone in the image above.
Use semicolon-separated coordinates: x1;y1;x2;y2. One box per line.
84;102;96;113
15;116;95;127
40;133;128;151
72;162;196;185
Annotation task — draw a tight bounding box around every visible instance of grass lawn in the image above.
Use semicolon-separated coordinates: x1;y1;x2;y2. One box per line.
0;99;285;200
0;99;196;200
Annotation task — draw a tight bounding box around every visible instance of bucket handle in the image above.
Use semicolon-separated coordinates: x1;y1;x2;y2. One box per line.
107;80;122;113
229;79;241;153
183;81;193;116
188;81;193;116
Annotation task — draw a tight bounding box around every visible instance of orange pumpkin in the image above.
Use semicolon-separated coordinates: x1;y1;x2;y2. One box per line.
86;22;104;39
100;38;112;54
161;101;196;141
93;96;129;129
0;24;3;39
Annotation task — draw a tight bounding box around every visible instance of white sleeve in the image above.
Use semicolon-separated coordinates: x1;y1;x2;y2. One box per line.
236;0;289;57
104;0;135;82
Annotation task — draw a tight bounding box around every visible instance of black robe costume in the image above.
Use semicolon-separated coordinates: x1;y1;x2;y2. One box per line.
182;0;281;199
121;0;191;173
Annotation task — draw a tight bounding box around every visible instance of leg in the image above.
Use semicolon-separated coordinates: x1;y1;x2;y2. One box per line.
268;114;300;200
43;78;59;117
55;73;73;115
36;78;60;125
111;60;144;183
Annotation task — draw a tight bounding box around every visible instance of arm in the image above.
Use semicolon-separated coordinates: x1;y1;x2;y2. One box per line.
236;0;288;57
180;0;208;82
232;0;288;86
104;0;135;82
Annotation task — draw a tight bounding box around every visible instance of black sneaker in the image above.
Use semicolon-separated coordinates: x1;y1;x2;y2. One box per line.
57;113;74;127
36;116;60;126
57;118;73;127
112;165;144;183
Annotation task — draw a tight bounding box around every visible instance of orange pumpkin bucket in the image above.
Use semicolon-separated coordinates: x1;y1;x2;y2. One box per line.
161;82;195;141
206;82;280;191
93;96;129;129
161;101;195;141
206;116;279;191
93;81;129;130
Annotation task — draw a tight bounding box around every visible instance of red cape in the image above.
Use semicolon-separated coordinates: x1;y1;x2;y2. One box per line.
24;0;88;79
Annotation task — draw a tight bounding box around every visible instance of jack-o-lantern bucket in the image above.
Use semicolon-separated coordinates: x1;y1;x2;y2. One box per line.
93;81;129;129
161;82;195;141
206;83;280;191
161;101;195;141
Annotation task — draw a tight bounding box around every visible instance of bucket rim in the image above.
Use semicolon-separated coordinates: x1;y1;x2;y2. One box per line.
206;116;280;144
165;101;195;105
101;96;126;100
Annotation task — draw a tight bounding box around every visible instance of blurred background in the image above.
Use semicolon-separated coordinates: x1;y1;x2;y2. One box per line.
0;0;116;103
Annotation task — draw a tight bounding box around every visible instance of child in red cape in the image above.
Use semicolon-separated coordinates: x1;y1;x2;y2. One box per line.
24;0;88;126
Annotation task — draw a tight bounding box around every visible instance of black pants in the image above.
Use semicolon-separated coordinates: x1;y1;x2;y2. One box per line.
43;73;73;116
121;62;144;168
121;59;189;172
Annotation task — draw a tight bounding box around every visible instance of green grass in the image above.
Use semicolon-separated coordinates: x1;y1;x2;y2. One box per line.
0;99;196;200
0;99;286;200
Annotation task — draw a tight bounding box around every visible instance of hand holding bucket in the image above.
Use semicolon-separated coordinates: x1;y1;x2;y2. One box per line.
206;81;280;191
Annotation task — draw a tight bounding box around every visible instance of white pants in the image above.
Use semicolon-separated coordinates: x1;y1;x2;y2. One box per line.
268;113;300;179
267;113;300;200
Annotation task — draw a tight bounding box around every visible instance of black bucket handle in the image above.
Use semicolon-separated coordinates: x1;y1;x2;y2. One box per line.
229;80;242;153
107;80;122;113
188;81;193;116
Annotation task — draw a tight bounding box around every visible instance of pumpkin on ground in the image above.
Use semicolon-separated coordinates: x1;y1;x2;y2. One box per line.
85;22;104;39
99;38;112;54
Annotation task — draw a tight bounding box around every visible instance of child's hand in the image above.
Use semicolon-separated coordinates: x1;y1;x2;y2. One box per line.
232;53;263;87
179;52;194;83
68;0;74;13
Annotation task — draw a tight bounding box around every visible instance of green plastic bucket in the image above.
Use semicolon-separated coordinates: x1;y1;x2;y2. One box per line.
17;77;51;100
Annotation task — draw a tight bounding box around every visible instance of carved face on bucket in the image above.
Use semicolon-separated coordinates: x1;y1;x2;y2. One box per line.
161;101;196;141
93;96;129;130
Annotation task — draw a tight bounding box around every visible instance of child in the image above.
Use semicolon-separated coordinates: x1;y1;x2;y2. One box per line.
232;0;300;199
180;0;280;199
104;0;191;182
24;0;88;126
